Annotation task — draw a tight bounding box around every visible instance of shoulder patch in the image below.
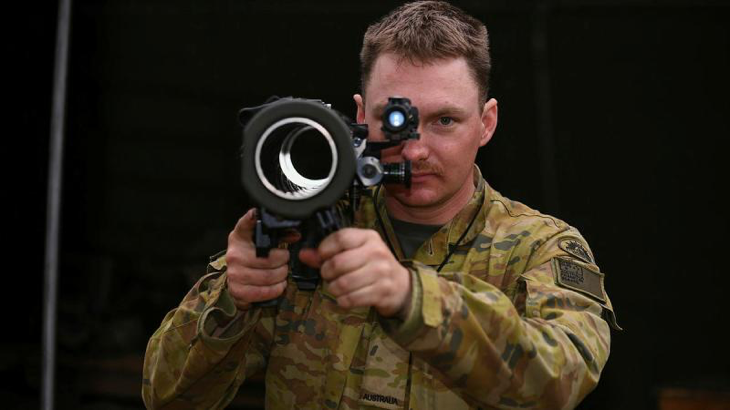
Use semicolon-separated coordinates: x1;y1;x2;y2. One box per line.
552;257;605;303
558;237;594;263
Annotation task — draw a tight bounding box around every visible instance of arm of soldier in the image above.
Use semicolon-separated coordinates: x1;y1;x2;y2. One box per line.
380;231;617;409
142;268;275;409
142;209;287;409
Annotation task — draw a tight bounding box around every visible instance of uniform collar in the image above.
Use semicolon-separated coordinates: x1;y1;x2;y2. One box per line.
445;165;487;248
363;165;489;262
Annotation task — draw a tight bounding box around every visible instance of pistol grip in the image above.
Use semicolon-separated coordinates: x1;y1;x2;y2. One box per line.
254;219;274;257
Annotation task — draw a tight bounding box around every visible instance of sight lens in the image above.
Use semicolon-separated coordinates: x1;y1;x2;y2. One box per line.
388;110;405;129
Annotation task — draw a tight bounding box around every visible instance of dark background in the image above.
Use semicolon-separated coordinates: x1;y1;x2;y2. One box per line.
6;0;729;409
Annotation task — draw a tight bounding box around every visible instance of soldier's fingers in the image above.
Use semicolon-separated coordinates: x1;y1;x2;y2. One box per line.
229;208;258;244
318;228;373;261
226;247;290;270
335;283;381;310
319;248;368;281
229;280;287;305
326;267;377;298
231;264;289;287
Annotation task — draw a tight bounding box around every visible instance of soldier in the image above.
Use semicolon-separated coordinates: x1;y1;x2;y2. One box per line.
143;1;620;409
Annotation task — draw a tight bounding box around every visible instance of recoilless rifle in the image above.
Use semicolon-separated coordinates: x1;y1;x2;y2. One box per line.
239;96;419;304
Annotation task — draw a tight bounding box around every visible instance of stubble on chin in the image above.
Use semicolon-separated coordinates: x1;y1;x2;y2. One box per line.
384;181;442;209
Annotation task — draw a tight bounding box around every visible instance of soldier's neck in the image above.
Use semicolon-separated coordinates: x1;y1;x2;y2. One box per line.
384;182;475;226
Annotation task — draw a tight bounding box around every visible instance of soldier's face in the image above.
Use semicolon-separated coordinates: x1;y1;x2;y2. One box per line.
356;53;498;217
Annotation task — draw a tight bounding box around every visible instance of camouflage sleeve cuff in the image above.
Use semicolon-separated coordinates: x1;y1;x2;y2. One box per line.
380;262;438;346
197;280;260;351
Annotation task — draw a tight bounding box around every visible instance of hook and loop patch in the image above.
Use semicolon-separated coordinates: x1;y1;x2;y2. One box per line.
552;257;606;303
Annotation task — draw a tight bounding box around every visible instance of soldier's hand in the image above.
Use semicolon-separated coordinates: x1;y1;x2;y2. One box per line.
225;209;295;310
298;228;412;318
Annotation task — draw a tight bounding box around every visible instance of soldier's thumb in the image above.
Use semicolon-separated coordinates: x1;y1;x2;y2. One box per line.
232;208;257;241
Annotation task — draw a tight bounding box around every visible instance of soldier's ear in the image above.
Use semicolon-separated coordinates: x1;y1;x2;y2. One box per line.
479;98;498;147
354;94;365;124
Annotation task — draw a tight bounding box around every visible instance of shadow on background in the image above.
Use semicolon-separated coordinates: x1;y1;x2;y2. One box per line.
6;0;729;408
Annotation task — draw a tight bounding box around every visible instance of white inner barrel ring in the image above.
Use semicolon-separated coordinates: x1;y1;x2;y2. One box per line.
254;117;338;200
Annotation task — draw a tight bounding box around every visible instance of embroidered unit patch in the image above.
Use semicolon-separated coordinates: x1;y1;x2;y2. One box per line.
558;238;594;264
552;257;605;302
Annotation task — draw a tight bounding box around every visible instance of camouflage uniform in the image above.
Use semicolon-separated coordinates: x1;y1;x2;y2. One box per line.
143;167;619;409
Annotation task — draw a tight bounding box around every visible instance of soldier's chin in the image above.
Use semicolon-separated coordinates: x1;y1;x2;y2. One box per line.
384;184;439;207
383;182;410;197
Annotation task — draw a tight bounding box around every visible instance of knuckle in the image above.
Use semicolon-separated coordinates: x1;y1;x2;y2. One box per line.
382;279;394;297
365;230;381;245
226;273;236;289
243;286;264;302
226;247;257;269
369;260;385;276
270;249;290;265
227;267;241;283
227;262;247;281
273;265;289;282
224;247;241;265
320;262;334;280
329;279;343;296
257;282;285;301
251;268;273;286
373;243;389;258
253;286;269;301
334;229;350;242
238;266;256;281
337;294;351;308
371;280;385;299
229;284;251;304
254;257;274;270
250;267;285;287
327;255;340;272
321;231;337;247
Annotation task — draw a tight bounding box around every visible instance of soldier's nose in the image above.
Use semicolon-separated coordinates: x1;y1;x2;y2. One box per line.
401;138;428;162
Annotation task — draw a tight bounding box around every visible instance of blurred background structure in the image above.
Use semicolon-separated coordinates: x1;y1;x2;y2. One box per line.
6;0;729;408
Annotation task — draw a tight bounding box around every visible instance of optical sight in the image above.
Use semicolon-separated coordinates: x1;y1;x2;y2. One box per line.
381;97;419;141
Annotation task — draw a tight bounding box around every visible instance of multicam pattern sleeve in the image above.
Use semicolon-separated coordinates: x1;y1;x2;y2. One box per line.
142;167;618;409
377;179;618;409
142;256;275;409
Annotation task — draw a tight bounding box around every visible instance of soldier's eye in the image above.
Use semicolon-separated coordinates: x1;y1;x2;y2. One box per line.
438;117;454;126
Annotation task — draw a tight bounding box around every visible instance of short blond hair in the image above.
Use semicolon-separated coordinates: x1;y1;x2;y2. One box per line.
360;1;491;104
